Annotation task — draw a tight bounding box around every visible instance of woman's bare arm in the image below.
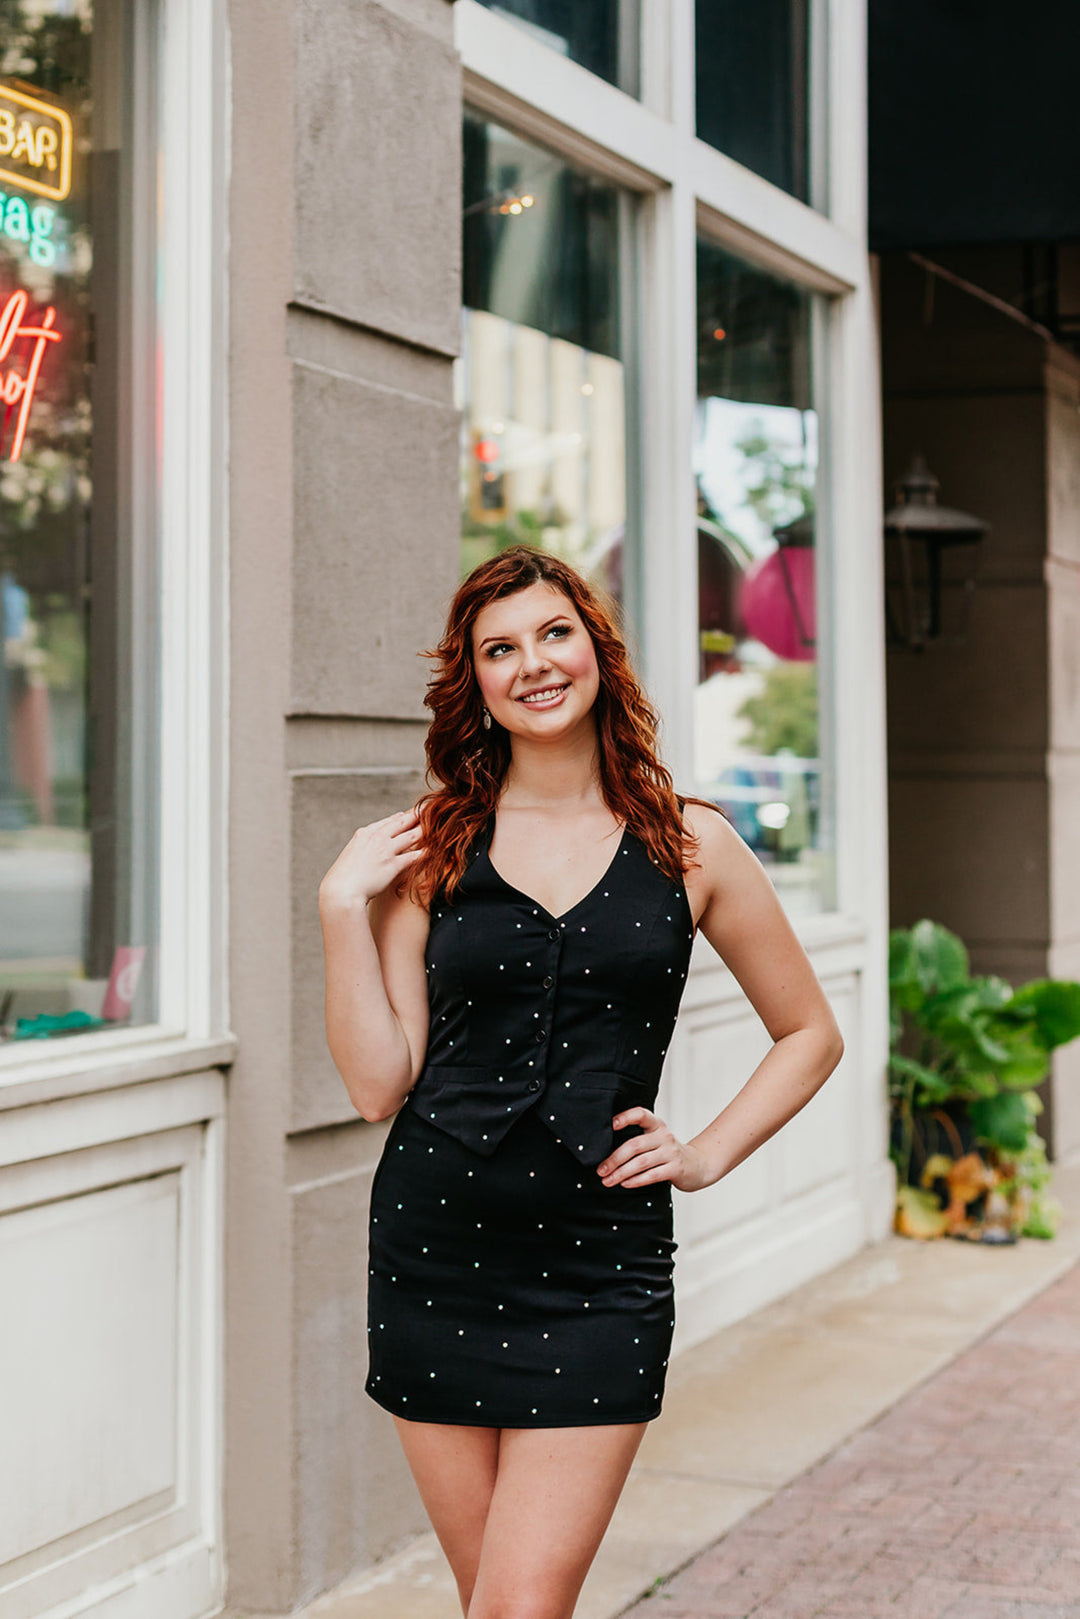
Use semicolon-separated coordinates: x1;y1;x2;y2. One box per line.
319;808;430;1122
597;802;845;1192
680;802;845;1185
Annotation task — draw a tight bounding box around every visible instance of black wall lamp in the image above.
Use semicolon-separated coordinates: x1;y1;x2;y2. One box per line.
884;456;988;650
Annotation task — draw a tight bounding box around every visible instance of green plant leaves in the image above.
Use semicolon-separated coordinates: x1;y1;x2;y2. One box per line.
889;919;969;1003
968;1091;1037;1154
888;1052;948;1103
1005;980;1080;1050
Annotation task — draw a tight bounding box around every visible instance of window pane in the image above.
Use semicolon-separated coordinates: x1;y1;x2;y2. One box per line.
460;114;631;608
1;0;159;1040
695;239;833;914
473;0;640;95
696;0;813;203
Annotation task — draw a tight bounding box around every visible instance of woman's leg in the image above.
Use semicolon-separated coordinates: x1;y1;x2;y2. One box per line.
467;1422;647;1619
393;1417;501;1615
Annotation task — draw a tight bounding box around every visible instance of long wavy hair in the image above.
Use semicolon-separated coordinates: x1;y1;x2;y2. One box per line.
408;545;719;903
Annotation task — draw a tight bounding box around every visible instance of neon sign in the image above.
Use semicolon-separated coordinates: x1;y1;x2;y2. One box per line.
0;196;57;265
0;85;72;203
0;289;61;462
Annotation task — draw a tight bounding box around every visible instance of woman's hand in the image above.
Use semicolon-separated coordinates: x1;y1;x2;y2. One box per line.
597;1107;714;1193
319;807;425;913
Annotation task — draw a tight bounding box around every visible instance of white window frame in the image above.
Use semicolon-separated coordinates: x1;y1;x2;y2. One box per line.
455;0;885;947
0;0;232;1096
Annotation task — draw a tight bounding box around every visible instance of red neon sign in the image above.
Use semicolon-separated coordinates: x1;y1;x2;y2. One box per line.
0;288;61;462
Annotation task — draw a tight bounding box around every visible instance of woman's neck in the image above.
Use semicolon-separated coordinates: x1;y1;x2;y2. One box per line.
499;725;603;812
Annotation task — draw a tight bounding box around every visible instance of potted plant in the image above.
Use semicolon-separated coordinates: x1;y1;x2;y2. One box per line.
889;919;1080;1241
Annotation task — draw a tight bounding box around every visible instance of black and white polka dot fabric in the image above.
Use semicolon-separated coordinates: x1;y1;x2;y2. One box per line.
365;816;695;1428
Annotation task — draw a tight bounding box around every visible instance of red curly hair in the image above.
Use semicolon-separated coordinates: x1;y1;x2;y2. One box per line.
408;545;720;904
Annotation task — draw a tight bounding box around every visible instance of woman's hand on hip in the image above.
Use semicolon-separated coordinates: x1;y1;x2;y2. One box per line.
318;806;425;913
597;1107;713;1193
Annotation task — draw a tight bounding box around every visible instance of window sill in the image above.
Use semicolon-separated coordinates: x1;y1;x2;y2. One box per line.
0;1026;237;1112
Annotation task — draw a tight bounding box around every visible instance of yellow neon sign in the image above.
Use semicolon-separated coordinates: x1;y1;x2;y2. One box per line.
0;84;72;203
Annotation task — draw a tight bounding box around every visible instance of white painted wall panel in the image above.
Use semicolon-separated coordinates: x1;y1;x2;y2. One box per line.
0;1175;179;1566
0;1078;223;1619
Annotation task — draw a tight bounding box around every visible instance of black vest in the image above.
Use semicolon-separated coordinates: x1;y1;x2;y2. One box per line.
407;819;695;1167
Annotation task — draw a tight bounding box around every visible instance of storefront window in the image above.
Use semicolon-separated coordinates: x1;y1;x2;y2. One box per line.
473;0;640;95
694;238;833;914
695;0;814;203
459;113;633;609
1;0;159;1042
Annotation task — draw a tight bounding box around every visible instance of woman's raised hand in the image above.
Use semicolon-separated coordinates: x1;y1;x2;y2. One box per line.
596;1107;713;1193
318;807;425;911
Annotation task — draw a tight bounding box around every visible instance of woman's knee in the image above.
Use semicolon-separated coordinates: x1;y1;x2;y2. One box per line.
468;1598;569;1619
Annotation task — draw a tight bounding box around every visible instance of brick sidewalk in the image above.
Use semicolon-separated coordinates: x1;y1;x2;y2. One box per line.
625;1261;1080;1619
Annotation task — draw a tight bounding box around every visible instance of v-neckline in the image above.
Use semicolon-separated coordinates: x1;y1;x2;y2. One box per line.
482;817;630;925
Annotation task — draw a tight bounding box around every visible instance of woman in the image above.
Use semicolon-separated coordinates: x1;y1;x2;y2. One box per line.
319;545;843;1619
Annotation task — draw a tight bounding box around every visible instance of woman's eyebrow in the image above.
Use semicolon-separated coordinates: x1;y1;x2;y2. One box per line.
478;614;568;648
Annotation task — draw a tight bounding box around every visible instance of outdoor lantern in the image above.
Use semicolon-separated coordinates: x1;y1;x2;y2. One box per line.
884;456;988;651
739;514;816;663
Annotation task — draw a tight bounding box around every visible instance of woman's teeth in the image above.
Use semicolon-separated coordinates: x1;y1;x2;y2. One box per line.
519;685;567;705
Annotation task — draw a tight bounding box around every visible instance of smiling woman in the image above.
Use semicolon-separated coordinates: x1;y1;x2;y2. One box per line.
318;541;843;1619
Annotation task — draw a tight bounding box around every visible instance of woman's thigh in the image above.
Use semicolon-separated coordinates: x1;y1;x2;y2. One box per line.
393;1417;501;1613
468;1422;647;1619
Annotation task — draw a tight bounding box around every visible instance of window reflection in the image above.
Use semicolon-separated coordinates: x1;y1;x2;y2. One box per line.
460;115;631;606
696;0;814;204
0;0;158;1039
695;239;832;913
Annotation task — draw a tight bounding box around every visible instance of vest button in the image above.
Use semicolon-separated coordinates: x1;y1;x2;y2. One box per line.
547;928;560;942
527;1077;542;1092
534;1029;547;1043
542;975;554;989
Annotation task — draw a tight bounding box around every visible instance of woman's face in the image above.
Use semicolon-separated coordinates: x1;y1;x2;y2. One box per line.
471;582;601;741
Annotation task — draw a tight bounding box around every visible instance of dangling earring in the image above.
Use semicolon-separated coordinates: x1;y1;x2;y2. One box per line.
482;707;492;731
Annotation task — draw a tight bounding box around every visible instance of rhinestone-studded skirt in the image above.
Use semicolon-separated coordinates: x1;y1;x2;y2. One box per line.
366;1101;676;1427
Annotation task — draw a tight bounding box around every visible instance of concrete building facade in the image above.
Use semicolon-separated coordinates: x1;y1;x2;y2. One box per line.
0;3;907;1615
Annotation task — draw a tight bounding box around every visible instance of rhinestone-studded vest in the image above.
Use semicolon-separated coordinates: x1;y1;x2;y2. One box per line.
406;818;695;1168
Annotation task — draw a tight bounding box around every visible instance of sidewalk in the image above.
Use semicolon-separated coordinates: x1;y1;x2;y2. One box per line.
625;1257;1080;1618
237;1163;1080;1619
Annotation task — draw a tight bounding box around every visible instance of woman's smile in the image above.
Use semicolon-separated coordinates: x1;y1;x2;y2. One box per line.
517;682;570;708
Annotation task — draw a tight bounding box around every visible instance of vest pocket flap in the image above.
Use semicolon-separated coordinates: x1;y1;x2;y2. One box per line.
571;1071;653;1096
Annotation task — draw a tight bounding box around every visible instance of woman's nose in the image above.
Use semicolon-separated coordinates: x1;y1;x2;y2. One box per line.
519;641;552;676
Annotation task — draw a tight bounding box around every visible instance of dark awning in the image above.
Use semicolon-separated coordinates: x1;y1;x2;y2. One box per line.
869;0;1080;251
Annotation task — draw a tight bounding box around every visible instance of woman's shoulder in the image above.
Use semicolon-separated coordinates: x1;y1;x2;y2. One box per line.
678;794;734;844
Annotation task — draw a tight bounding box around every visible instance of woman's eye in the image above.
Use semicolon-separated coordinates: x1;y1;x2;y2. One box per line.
485;642;512;659
545;624;571;640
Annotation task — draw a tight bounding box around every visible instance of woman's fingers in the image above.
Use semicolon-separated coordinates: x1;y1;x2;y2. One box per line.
612;1107;655;1131
601;1145;670;1187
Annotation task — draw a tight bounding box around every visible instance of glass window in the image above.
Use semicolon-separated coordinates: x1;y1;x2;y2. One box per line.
1;0;159;1043
473;0;640;96
695;0;815;204
459;113;635;610
694;238;833;914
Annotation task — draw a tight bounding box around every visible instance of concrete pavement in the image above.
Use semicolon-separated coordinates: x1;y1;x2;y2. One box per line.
626;1257;1080;1617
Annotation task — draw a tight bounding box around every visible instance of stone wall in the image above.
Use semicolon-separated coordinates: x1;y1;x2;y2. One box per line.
225;0;461;1606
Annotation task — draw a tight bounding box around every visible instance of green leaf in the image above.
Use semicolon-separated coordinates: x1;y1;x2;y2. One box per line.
980;1021;1052;1089
970;976;1015;1011
930;1014;1012;1070
1005;980;1080;1050
968;1091;1035;1153
888;1052;951;1106
908;919;969;995
889;930;914;988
